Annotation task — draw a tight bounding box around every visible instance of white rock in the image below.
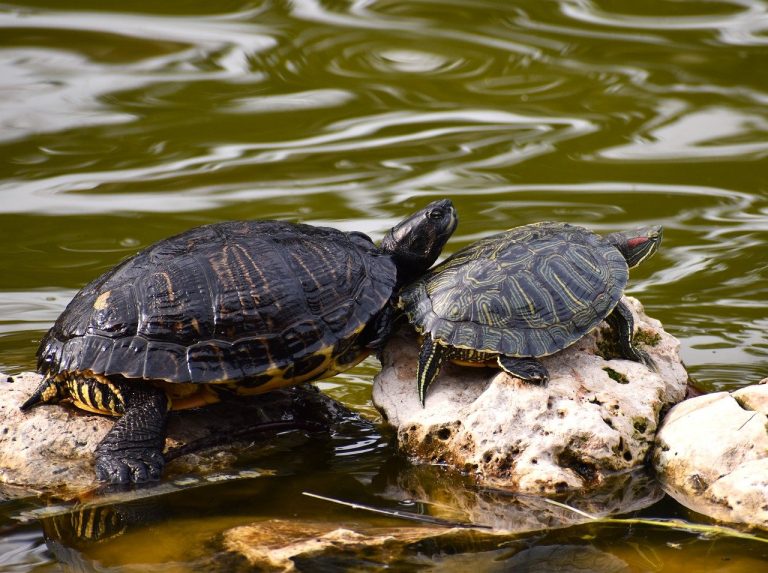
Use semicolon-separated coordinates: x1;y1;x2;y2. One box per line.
0;371;350;497
373;297;687;493
653;379;768;530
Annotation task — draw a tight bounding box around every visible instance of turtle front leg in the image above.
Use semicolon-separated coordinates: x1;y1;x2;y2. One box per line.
94;382;169;484
606;300;657;371
497;355;549;385
417;333;447;406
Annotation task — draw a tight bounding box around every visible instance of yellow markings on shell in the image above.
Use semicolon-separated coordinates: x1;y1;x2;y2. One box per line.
329;348;370;377
159;272;175;302
511;276;537;319
93;291;111;310
56;335;369;415
451;358;496;368
448;346;497;368
225;345;348;397
573;250;600;275
160;383;221;410
552;273;582;307
245;361;335;395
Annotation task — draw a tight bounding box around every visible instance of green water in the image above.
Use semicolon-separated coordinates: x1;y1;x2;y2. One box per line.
1;0;767;570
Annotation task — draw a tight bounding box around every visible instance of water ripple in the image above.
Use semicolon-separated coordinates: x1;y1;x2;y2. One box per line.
0;109;596;214
594;104;768;162
0;289;75;334
0;6;275;142
560;0;768;46
289;0;541;57
225;89;356;113
0;6;275;53
327;42;490;79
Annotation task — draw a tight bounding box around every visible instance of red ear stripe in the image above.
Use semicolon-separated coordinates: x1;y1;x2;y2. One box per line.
627;237;649;249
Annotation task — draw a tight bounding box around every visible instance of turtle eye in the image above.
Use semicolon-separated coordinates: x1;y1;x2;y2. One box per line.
427;209;444;220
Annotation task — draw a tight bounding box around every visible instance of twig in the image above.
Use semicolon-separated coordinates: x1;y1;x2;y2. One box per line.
302;492;492;530
542;498;768;544
737;413;758;431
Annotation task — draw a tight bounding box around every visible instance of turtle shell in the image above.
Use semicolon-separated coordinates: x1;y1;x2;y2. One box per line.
38;220;397;385
399;222;629;358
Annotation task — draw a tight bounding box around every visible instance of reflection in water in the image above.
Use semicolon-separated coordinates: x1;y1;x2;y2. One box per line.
30;460;662;569
226;88;355;113
371;462;663;532
560;0;768;44
41;501;159;549
598;106;768;161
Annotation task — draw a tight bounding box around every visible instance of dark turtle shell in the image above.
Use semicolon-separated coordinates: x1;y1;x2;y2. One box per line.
399;222;629;358
39;220;397;385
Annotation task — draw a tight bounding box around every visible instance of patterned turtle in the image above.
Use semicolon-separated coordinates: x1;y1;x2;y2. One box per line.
398;221;662;404
22;199;458;483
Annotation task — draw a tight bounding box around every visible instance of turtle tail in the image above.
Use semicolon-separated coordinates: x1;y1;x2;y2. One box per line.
20;376;67;412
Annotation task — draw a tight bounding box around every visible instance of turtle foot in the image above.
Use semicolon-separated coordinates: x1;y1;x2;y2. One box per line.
95;449;165;484
635;347;658;373
498;356;549;386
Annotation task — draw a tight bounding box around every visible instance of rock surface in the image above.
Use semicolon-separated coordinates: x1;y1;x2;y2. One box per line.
0;372;354;497
653;379;768;530
373;297;688;493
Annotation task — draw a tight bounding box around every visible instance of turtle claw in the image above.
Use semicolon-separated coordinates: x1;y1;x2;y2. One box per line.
635;348;658;373
95;449;165;484
497;355;549;386
620;341;658;373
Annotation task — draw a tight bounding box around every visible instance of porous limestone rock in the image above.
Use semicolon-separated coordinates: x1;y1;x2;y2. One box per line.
653;379;768;530
373;297;687;493
0;372;353;497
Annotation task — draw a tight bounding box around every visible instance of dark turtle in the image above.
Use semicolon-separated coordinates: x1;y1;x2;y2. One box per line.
398;221;662;404
22;199;458;483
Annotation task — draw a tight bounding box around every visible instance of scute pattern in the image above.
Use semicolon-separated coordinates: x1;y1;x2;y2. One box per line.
400;222;629;357
38;220;397;385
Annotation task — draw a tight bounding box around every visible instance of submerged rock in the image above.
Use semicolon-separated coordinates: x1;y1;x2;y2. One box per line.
653;379;768;531
222;519;452;572
373;297;687;493
219;468;662;571
0;372;355;497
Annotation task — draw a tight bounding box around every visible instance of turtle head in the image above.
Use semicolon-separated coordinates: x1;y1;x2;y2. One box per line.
605;225;663;269
381;199;458;284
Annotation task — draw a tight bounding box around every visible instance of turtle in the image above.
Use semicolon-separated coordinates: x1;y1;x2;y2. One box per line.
21;199;458;483
397;221;663;404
